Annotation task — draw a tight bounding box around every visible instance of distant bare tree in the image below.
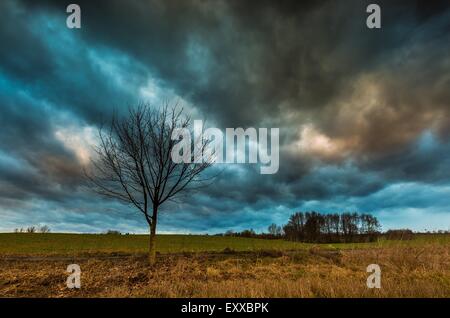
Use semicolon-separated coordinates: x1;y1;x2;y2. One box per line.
268;223;282;236
39;225;51;233
86;103;213;264
26;226;36;233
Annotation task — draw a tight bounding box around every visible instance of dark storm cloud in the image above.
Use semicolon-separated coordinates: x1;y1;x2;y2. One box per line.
27;0;450;157
0;76;81;202
363;132;450;183
0;0;450;232
24;0;386;127
0;0;151;203
0;0;149;125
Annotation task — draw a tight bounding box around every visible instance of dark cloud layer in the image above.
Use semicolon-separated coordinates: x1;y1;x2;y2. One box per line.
0;0;449;232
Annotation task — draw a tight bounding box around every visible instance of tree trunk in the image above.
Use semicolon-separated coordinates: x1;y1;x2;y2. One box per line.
148;212;158;265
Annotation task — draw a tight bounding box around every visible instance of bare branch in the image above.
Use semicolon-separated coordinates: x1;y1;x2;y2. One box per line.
85;103;214;228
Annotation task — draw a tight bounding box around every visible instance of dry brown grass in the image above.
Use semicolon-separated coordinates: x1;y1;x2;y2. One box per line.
0;245;448;298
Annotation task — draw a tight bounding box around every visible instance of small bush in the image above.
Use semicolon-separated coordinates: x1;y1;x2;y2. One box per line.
105;230;122;235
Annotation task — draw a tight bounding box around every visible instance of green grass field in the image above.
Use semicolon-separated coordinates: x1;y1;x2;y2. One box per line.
0;233;448;256
0;233;309;255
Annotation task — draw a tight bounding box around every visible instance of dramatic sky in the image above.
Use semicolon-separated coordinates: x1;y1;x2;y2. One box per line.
1;0;450;233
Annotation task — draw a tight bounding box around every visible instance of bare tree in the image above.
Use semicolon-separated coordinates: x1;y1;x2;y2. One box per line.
26;226;36;233
86;103;213;264
267;223;282;237
39;225;51;233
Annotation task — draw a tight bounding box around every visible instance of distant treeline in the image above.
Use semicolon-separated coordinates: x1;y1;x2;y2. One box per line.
283;212;380;243
14;225;50;233
218;211;449;243
219;211;448;243
219;211;381;243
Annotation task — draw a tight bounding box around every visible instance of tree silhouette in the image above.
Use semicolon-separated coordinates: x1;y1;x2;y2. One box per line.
86;103;213;264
